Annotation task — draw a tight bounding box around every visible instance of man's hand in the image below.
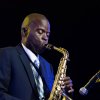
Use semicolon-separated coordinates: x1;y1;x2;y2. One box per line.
59;74;74;93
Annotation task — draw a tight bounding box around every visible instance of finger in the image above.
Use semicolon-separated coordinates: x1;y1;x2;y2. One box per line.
61;85;66;89
60;76;70;81
64;80;73;86
68;87;74;93
66;83;73;87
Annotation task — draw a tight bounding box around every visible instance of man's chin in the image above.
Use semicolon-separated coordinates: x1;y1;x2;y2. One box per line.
37;46;46;54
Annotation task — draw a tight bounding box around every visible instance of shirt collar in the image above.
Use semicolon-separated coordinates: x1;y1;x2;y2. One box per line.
21;43;40;67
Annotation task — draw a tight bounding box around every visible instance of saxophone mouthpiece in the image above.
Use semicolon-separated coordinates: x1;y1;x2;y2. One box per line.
45;44;54;50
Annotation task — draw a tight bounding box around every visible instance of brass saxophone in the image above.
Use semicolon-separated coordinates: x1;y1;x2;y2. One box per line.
45;44;72;100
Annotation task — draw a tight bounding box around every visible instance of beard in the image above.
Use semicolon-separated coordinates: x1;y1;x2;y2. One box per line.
26;40;46;54
36;43;47;54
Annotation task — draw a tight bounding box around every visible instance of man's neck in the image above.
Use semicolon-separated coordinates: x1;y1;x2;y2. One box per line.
22;42;38;56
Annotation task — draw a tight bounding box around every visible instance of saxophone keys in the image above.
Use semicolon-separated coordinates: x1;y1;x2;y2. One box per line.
56;85;61;91
61;69;65;73
61;74;64;78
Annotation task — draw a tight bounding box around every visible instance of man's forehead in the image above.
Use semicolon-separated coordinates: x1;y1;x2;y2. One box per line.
22;17;47;27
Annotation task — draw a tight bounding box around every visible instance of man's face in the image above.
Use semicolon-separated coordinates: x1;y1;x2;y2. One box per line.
26;19;50;53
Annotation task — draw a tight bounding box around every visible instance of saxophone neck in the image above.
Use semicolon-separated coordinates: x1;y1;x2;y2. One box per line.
45;44;69;61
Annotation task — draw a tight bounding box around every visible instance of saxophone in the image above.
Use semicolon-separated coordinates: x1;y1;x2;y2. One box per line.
45;44;72;100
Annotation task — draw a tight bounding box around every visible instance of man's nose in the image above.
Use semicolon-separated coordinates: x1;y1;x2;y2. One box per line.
42;33;49;41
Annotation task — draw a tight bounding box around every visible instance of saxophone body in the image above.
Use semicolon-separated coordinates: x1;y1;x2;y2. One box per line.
45;44;72;100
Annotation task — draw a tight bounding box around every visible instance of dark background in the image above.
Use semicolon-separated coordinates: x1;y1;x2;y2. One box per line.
0;0;100;100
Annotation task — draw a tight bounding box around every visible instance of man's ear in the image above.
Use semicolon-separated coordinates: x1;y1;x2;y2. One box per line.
21;27;30;36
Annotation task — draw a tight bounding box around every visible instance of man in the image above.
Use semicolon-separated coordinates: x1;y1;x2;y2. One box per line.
0;13;74;100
